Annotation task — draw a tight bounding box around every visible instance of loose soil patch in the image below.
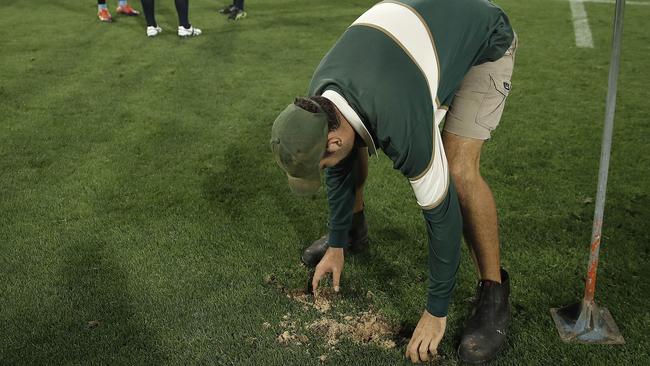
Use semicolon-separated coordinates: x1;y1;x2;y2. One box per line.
264;273;402;354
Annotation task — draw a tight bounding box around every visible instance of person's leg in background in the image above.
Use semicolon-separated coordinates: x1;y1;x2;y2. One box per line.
218;1;236;14
228;0;247;21
175;0;202;36
97;0;112;22
141;0;162;37
140;0;161;36
116;0;140;16
219;0;246;20
175;0;190;28
140;0;156;26
442;35;517;364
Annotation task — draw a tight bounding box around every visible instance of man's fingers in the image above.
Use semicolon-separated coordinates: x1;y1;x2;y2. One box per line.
405;337;413;358
312;266;324;293
419;340;431;362
428;340;439;359
332;267;341;292
407;338;422;363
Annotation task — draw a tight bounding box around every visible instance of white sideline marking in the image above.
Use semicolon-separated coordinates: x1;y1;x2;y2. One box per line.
570;0;594;48
567;0;647;49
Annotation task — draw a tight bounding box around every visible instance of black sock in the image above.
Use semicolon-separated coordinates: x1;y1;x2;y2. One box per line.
175;0;190;28
140;0;157;26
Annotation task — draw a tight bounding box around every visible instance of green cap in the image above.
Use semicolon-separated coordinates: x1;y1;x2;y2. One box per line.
270;103;328;195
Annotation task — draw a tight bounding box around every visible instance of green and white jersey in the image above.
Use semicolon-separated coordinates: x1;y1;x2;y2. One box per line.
307;0;513;317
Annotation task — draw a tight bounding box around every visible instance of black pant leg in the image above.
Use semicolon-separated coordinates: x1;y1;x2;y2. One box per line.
175;0;190;28
141;0;157;26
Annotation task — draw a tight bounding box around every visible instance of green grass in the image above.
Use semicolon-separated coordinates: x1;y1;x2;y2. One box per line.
1;0;649;364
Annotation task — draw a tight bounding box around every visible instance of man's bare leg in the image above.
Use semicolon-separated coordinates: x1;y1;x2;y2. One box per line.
442;131;501;282
444;130;510;363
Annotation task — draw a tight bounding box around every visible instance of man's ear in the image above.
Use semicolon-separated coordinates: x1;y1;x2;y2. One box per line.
326;135;343;153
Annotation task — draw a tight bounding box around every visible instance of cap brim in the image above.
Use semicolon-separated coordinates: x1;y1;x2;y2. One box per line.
287;174;321;196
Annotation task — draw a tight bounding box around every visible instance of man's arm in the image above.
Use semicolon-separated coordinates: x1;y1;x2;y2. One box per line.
421;179;462;317
324;149;360;247
406;178;462;363
311;148;360;293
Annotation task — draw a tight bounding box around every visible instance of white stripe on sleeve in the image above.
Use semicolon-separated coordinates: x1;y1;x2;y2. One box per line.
352;2;439;107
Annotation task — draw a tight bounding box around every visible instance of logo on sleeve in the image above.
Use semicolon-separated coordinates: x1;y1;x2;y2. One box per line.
503;81;511;91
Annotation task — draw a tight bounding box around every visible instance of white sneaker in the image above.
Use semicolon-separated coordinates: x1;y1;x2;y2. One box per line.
178;26;201;37
146;26;162;37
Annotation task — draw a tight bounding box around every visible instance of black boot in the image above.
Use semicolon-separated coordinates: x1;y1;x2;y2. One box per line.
458;268;510;364
301;210;369;267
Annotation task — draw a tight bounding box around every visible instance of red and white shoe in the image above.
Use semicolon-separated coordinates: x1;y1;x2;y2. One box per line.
98;8;112;22
116;4;140;16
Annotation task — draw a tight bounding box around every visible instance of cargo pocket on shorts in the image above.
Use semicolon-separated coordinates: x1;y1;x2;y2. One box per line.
476;73;511;131
445;77;487;129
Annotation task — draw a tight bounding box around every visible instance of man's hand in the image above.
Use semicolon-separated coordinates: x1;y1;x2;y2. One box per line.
311;247;344;293
405;310;447;364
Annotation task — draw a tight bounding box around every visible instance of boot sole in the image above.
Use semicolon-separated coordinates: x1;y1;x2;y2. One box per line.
457;342;504;364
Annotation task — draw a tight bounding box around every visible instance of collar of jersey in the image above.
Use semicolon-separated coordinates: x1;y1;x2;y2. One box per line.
321;89;377;157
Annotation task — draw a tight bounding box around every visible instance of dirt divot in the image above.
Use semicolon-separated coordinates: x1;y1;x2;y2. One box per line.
277;330;309;346
265;273;402;352
290;289;336;313
265;273;336;313
307;311;397;349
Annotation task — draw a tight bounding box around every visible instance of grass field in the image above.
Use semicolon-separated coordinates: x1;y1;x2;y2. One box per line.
1;0;649;364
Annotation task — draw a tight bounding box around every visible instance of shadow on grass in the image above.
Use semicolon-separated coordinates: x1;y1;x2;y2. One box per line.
202;122;325;254
347;219;423;321
202;140;273;220
59;239;166;364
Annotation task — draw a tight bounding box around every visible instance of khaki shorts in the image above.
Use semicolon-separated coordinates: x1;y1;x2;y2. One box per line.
444;34;518;140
